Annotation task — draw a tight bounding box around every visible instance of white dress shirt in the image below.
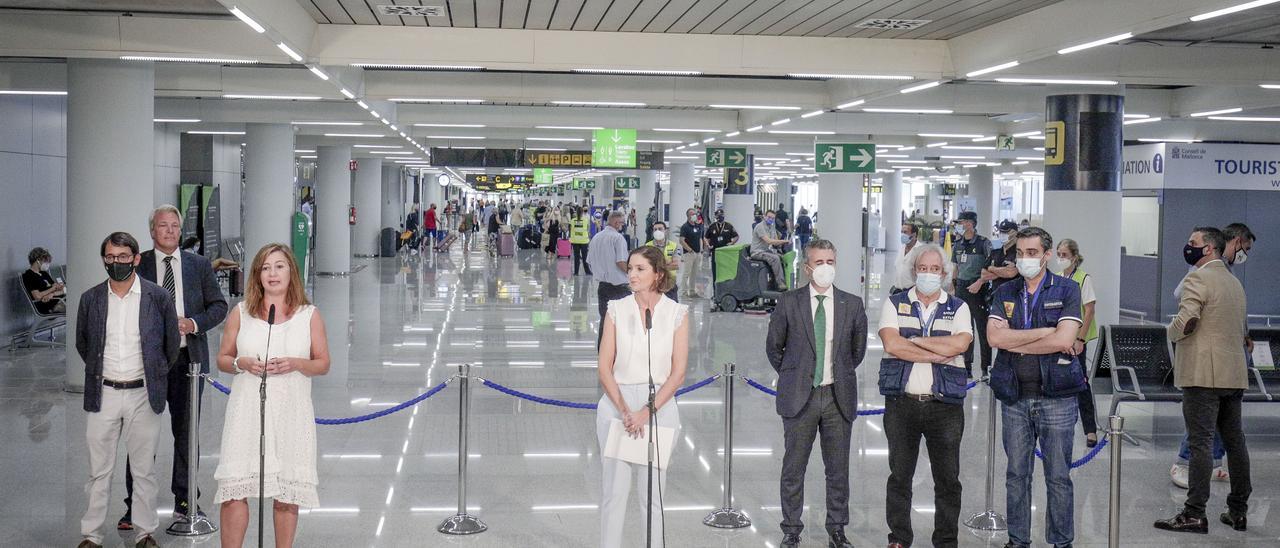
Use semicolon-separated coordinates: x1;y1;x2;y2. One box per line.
878;288;973;395
155;249;190;347
809;284;836;386
103;277;145;382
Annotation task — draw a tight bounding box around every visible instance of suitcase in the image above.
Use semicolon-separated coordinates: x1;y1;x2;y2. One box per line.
380;227;397;257
556;239;572;258
499;233;515;256
434;231;458;252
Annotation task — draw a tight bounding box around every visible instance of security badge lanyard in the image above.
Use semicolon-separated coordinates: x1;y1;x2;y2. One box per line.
1020;280;1045;330
911;300;941;337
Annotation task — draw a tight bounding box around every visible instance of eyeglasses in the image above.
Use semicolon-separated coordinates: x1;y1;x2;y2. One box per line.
103;254;134;264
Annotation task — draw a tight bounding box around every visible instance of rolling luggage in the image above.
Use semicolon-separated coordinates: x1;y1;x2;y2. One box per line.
499;232;515;256
380;227;397;257
556;238;572;258
434;230;457;252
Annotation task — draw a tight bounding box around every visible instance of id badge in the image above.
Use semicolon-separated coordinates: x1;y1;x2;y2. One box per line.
960;254;968;264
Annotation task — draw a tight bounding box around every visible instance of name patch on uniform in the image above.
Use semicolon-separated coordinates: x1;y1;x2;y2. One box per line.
898;303;912;315
1003;301;1015;317
1044;301;1063;309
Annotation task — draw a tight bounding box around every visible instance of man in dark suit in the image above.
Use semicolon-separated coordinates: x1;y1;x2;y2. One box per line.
120;205;228;529
76;232;180;548
766;238;869;548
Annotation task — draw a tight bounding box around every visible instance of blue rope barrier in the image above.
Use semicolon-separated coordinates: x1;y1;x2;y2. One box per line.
1034;436;1110;469
479;374;721;410
206;377;453;425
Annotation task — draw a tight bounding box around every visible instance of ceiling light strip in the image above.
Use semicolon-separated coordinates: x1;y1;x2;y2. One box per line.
965;61;1019;78
1057;33;1134;55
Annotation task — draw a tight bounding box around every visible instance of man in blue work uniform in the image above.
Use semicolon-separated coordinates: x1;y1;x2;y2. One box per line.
951;211;993;377
986;226;1087;548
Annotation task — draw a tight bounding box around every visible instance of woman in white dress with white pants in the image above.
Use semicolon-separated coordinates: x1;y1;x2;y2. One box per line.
597;245;690;548
214;243;330;548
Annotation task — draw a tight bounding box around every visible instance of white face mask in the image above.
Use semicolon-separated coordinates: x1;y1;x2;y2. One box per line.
652;230;666;241
1016;257;1044;279
810;264;836;288
1234;249;1248;265
1050;256;1070;275
915;272;943;295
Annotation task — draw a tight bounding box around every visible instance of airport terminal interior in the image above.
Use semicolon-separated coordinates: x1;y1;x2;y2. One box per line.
2;0;1280;546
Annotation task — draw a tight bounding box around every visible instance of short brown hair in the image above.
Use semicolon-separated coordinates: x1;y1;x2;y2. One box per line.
629;246;676;294
244;243;310;320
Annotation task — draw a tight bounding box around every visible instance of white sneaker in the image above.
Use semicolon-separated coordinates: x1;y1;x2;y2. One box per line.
1212;466;1230;482
1170;464;1189;489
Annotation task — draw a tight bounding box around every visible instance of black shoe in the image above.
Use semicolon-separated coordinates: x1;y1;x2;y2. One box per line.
1153;511;1208;534
1219;511;1247;531
116;513;133;531
828;529;853;548
781;533;802;548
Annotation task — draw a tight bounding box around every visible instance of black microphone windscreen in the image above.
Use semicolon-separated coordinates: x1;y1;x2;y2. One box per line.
267;304;277;325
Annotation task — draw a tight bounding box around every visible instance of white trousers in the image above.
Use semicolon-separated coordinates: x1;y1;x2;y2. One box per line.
596;384;681;548
680;253;704;297
82;386;162;544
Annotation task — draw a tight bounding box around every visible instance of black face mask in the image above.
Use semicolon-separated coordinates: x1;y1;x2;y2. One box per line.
105;262;135;282
1183;243;1208;266
715;214;724;222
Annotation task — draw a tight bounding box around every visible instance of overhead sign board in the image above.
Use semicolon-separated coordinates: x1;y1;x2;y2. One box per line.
533;168;554;185
997;135;1016;151
592;128;637;168
706;147;747;168
523;150;665;170
467;174;529;191
814;143;876;173
614;176;641;190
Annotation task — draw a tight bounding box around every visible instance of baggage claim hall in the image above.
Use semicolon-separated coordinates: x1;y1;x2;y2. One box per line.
3;1;1280;547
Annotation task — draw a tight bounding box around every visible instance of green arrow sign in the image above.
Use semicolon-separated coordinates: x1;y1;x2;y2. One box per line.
705;147;747;168
814;143;876;173
592;128;637;168
534;168;554;185
614;176;641;189
584;179;597;189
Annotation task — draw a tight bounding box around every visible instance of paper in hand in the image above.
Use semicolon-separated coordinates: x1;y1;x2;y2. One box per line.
604;418;675;470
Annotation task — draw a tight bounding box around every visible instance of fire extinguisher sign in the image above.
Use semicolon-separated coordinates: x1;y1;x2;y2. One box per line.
349;160;359;171
349;205;356;225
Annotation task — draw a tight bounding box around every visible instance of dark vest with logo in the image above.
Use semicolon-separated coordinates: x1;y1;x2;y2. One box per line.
878;290;970;405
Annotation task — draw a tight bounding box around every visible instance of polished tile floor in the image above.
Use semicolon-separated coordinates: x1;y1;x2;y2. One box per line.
3;244;1279;547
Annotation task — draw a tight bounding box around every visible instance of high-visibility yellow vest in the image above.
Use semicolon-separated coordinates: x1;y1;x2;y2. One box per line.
644;239;680;274
569;218;590;244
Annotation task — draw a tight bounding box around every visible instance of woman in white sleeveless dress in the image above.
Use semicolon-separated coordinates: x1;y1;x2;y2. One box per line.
214;244;330;548
596;245;690;548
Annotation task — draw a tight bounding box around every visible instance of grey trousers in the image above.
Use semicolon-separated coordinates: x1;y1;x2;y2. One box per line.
779;384;852;536
82;385;161;544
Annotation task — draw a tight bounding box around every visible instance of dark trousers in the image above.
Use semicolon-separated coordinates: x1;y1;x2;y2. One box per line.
125;348;201;514
596;281;632;347
954;282;990;376
572;243;591;275
1182;387;1251;517
780;384;852;536
1076;382;1098;435
884;396;965;548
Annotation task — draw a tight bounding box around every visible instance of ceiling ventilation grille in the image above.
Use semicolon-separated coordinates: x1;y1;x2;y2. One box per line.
378;5;446;17
854;19;932;30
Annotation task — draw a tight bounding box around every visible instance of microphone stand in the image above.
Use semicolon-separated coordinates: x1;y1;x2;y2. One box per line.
644;307;657;548
258;304;276;548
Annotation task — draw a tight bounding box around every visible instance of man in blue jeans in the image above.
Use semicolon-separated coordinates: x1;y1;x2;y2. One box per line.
986;227;1087;548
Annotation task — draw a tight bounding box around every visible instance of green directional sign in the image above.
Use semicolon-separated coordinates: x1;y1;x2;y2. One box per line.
584;179;597;189
534;168;554;185
614;176;641;190
592;128;637;168
814;143;876;173
706;147;747;168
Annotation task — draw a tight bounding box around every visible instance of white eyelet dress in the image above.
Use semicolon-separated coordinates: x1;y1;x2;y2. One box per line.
214;303;319;507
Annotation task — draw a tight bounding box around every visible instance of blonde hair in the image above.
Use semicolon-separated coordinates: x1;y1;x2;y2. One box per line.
629;246;676;294
150;204;182;231
244;243;310;320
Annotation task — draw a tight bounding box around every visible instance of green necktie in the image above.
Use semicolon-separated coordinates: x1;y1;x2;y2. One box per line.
813;295;826;387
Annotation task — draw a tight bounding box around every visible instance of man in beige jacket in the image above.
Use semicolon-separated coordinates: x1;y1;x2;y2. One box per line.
1154;227;1251;535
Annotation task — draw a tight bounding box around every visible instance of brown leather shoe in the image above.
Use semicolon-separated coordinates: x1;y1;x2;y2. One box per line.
135;535;160;548
76;541;103;548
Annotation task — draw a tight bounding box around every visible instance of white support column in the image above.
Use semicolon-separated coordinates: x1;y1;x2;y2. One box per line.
817;173;864;294
639;170;660;223
669;163;695;221
381;164;401;230
315;145;352;275
65;59;155;391
243;123;295;258
352;157;382;257
969;166;995;236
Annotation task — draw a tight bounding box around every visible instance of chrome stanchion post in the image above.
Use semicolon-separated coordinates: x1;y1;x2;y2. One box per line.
439;364;487;535
704;363;751;528
166;361;218;536
964;381;1007;531
1107;415;1125;548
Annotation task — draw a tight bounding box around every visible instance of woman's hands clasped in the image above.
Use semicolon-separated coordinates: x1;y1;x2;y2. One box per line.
622;407;652;439
237;356;300;376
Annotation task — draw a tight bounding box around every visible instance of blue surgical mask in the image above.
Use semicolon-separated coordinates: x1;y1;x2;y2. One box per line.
915;272;943;295
899;234;912;245
765;219;775;225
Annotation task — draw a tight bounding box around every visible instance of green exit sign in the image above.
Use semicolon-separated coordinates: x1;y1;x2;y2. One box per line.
614;176;641;189
814;143;876;173
592;128;637;168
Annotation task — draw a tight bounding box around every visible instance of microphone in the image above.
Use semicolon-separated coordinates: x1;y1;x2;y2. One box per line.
267;304;276;325
645;308;652;331
258;303;276;548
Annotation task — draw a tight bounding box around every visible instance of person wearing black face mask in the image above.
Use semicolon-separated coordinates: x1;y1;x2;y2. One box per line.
705;209;739;282
75;232;180;548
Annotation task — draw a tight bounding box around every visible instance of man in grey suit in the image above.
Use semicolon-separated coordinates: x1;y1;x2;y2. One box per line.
76;232;180;548
121;205;229;529
766;238;869;548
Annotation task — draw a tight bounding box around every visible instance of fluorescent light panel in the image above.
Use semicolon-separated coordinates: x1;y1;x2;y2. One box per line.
1189;107;1242;117
837;100;866;109
0;90;66;95
389;98;483;103
325;133;385;137
307;66;329;80
527;137;584;142
352;63;484;70
901;81;942;93
222;94;321;100
353;144;402;148
652;128;721;133
863;107;953;114
1123;117;1163;125
427;135;486;139
801;110;825;118
1207;116;1280;122
995;78;1117;85
1137;138;1200;143
294;121;363;126
788;73;913;80
637;139;683;144
1056;33;1133;55
709;104;801;110
572;68;701;76
276;43;303;62
551;100;645;107
228;7;266;33
768;130;836;135
154;118;200;123
535;125;603;130
122;55;257;64
186;131;244;135
965;61;1019;78
721;141;777;146
1191;0;1280;22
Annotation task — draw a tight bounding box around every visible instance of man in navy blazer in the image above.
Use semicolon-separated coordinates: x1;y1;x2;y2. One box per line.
120;205;229;528
76;232;180;548
765;239;869;548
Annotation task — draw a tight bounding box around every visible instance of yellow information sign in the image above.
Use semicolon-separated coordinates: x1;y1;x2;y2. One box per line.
1044;121;1066;166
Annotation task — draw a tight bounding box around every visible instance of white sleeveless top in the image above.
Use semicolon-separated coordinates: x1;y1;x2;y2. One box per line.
606;294;689;385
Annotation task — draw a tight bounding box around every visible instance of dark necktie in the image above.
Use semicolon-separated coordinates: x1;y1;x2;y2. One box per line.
163;255;177;304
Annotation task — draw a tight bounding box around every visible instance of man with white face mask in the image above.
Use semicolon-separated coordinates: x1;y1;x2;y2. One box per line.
765;239;868;548
877;243;973;548
986;226;1087;548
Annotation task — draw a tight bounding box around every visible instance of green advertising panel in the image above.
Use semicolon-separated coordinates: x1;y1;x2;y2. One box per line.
534;168;554;185
291;212;310;284
592;128;637;168
706;147;746;168
814;143;876;173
